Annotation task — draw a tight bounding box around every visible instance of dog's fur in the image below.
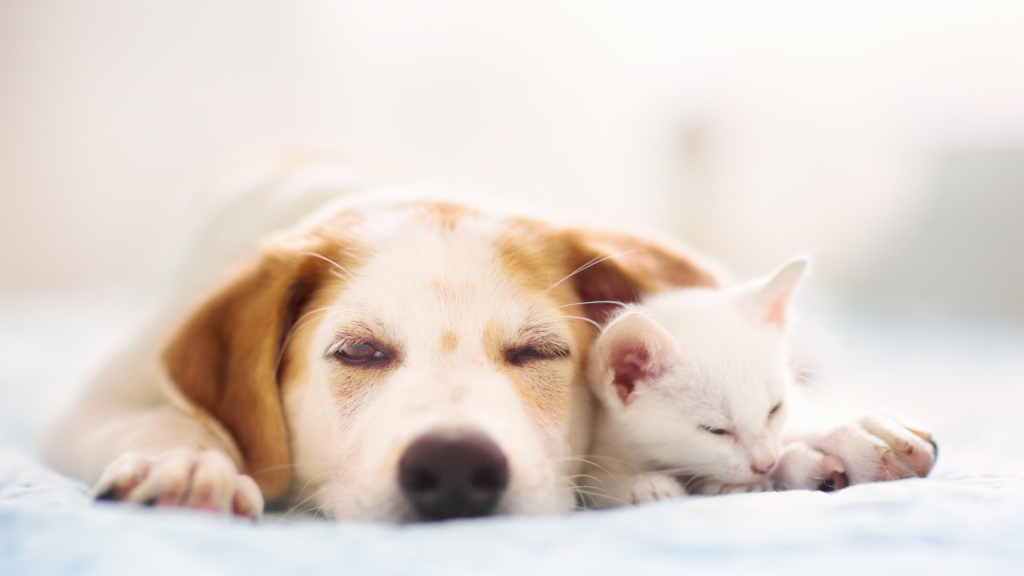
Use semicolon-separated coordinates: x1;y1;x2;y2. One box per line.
42;152;726;521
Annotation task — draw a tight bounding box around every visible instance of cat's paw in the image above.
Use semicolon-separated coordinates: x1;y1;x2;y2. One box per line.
626;472;686;505
93;448;264;519
691;477;774;495
772;441;848;491
785;413;936;488
713;478;775;495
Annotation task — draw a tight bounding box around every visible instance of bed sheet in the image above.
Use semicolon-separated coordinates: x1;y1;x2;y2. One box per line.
2;292;1023;575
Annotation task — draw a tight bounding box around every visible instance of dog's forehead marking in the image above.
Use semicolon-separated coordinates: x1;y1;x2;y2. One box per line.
402;199;485;230
439;330;459;354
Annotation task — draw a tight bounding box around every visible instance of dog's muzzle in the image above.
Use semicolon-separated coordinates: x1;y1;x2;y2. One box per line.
398;428;509;521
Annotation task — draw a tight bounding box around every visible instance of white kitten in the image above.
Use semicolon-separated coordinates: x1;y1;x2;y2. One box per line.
579;259;808;508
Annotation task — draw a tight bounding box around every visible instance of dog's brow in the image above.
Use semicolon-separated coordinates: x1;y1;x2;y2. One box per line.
328;318;398;349
512;318;571;349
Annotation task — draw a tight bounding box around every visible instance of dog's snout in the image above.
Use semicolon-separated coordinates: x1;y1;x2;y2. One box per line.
398;429;509;521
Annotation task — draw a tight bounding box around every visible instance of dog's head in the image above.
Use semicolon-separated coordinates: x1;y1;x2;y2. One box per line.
161;199;720;521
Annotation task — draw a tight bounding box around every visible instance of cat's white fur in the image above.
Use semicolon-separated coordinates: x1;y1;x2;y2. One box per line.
580;259;806;507
579;258;938;508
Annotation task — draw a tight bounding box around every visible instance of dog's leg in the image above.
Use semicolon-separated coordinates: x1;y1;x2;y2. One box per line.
776;413;936;490
45;400;264;519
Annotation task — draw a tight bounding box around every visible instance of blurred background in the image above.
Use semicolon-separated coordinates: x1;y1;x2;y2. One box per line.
2;0;1023;321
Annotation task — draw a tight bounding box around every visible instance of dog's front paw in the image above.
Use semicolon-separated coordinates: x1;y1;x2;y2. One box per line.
626;472;685;505
784;413;936;489
93;448;264;519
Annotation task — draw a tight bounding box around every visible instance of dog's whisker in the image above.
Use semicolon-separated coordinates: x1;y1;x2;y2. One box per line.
532;249;646;303
551;300;629;312
300;251;356;281
563;454;639;469
563;473;608;486
279;469;346;518
284;468;343;509
561;455;620;465
573;487;631;507
273;307;333;374
559;314;602;331
281;487;327;519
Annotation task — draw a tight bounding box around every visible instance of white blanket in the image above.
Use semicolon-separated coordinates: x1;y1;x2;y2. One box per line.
2;293;1022;575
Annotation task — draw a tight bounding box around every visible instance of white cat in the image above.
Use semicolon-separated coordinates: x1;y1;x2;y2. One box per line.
578;258;937;508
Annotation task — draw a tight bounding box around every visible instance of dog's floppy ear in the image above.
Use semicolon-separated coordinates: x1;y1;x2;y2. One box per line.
160;243;330;500
562;228;725;323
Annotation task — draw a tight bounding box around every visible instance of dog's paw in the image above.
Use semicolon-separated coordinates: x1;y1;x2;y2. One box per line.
93;448;264;519
785;413;936;488
626;472;686;505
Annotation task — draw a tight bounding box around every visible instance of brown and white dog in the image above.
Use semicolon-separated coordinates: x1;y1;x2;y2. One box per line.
42;152;727;521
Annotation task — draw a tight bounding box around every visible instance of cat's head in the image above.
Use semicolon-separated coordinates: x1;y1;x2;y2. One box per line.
588;258;808;487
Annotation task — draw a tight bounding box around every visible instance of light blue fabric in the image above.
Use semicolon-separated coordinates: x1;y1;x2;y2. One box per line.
3;294;1024;575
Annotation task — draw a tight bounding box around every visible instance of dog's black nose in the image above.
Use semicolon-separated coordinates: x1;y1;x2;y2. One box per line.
398;429;509;521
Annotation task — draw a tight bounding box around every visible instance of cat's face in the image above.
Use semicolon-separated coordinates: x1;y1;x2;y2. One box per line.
589;259;806;487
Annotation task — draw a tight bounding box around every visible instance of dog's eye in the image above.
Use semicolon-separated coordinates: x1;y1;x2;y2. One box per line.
505;344;570;366
769;402;783;417
334;343;387;365
701;425;730;436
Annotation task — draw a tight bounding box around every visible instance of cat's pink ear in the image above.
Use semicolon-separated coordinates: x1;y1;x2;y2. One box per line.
751;258;809;328
594;311;677;406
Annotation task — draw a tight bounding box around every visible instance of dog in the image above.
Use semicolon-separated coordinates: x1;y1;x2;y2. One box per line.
42;151;725;521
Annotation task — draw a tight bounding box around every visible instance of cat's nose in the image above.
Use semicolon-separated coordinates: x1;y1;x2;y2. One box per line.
398;429;509;521
750;460;776;475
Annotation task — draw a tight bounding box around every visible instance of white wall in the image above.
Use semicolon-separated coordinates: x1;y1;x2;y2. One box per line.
2;1;1023;300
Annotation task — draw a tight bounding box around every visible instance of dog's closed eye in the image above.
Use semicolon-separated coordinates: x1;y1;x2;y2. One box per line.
331;342;390;366
504;343;571;367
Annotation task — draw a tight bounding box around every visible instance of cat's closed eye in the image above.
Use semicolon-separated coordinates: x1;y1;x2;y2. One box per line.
700;425;730;436
769;402;783;417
